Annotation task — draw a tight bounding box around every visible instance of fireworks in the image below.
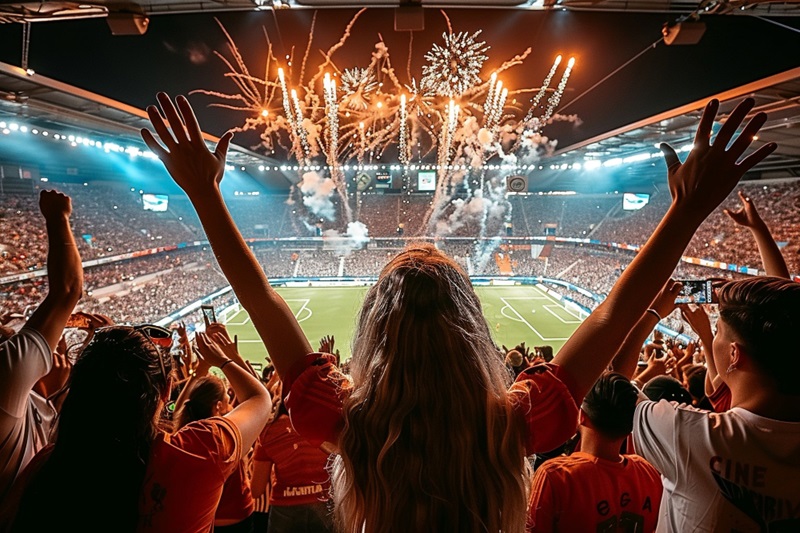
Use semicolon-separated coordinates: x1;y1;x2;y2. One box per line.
291;89;311;160
340;67;378;111
323;73;341;162
278;68;295;127
542;57;575;124
422;30;489;97
437;99;460;170
523;55;562;125
199;14;578;235
399;93;409;165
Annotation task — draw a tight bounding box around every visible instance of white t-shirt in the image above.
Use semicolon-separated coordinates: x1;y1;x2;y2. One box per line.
633;399;800;532
0;327;56;500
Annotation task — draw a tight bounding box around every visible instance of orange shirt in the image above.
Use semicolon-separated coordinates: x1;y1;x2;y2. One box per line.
528;451;662;532
138;417;242;533
215;458;254;523
284;353;579;455
254;414;331;507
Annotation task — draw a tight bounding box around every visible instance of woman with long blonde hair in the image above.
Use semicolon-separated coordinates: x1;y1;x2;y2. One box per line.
142;94;773;531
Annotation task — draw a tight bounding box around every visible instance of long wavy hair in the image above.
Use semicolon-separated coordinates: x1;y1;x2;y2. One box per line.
12;327;172;532
331;244;529;533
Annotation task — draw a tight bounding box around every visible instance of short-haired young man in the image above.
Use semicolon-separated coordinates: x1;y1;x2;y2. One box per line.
634;277;800;532
528;372;662;532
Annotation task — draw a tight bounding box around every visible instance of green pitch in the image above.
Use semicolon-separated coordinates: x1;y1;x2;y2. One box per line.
223;285;584;365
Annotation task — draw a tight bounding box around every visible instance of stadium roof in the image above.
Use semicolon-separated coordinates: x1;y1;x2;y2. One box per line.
0;0;798;22
532;65;800;191
0;60;297;187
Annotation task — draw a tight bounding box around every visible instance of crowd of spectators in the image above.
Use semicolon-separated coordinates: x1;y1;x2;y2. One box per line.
3;95;799;533
3;178;798;280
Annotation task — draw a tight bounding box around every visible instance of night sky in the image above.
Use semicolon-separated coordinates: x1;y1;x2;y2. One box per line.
0;8;798;153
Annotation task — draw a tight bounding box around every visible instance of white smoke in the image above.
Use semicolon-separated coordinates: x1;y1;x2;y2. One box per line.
299;171;337;221
346;220;370;243
472;236;504;273
320;220;370;256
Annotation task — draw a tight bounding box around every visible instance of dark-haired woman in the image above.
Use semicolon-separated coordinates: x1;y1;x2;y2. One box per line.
4;327;270;532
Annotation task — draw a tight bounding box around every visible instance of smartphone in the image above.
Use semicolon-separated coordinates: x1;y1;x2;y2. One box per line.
201;305;217;324
675;280;717;304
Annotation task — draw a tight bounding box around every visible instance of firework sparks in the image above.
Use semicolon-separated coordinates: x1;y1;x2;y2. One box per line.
542;57;575;124
340;67;378;111
290;89;311;160
200;13;577;236
422;30;489;97
483;72;497;128
399;93;409;165
523;55;561;125
323;73;340;159
278;68;295;127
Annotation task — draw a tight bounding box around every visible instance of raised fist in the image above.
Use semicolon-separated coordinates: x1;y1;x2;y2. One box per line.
39;189;72;220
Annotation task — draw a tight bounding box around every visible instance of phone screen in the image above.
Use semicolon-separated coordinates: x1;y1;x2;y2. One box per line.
201;305;217;324
675;280;715;304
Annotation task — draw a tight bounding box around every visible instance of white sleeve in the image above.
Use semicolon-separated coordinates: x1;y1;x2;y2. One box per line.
632;399;681;481
0;327;53;418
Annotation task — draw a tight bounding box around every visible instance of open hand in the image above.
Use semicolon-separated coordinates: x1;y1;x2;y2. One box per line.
724;190;765;229
195;332;231;369
141;93;233;199
661;98;776;220
319;335;335;354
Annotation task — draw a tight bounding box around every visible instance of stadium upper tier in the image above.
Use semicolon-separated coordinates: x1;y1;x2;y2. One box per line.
2;240;742;327
2;178;798;276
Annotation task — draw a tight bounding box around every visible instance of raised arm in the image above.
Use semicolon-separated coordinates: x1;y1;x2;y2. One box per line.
679;304;719;397
610;280;682;379
25;190;84;351
141;93;312;378
552;98;776;400
724;190;790;279
195;333;271;450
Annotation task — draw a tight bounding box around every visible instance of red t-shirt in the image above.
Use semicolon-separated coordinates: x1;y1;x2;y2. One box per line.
138;417;242;533
214;458;254;523
253;414;332;507
527;451;663;532
708;381;732;412
283;353;579;455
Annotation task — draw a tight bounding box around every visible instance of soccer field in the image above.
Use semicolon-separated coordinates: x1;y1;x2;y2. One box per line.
223;284;584;365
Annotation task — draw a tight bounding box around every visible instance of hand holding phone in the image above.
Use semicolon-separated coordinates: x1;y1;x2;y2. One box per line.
201;305;217;325
674;280;718;304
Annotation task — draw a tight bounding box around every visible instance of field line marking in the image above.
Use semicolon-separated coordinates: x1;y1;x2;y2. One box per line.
500;297;568;342
543;305;581;324
225;309;250;326
294;299;312;323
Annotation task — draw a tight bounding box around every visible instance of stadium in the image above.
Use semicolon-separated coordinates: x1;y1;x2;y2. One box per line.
1;2;799;532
